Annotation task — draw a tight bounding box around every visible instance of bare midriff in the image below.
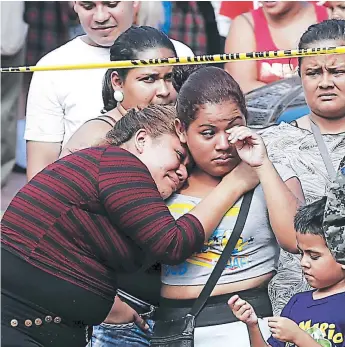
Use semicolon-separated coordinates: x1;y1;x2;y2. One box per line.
161;271;274;299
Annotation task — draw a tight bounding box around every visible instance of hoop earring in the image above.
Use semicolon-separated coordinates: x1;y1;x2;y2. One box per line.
113;90;124;103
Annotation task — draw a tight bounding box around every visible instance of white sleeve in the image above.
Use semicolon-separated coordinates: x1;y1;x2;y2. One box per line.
24;57;65;143
1;2;28;55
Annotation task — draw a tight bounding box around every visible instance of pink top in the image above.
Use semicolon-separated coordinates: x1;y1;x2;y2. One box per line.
252;4;328;84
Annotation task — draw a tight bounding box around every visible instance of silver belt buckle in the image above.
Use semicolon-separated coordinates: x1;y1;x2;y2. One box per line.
140;305;156;319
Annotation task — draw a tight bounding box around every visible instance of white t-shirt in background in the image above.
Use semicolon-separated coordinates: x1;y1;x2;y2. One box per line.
24;36;193;147
1;1;28;56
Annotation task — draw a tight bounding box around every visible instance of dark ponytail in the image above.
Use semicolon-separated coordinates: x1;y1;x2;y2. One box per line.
102;70;117;113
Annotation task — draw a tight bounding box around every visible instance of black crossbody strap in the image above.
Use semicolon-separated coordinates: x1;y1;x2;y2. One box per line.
190;190;254;317
310;119;336;181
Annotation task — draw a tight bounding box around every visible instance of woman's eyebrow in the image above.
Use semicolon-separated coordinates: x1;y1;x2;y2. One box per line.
303;248;322;254
136;73;159;80
228;116;243;124
137;71;160;77
198;123;215;128
198;116;243;128
326;63;345;69
305;66;320;70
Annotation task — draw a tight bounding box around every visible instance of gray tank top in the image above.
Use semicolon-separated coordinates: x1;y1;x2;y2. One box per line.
161;185;280;286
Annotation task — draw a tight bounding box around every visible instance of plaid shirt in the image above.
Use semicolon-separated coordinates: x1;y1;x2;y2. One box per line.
24;1;70;66
169;2;208;56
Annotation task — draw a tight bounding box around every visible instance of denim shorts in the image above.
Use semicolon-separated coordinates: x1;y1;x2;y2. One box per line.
89;319;154;347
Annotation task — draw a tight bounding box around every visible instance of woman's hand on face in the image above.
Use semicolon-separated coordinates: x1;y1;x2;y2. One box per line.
227;126;268;168
104;295;149;331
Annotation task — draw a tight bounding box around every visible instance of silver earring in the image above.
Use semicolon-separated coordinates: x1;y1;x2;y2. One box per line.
113;90;124;103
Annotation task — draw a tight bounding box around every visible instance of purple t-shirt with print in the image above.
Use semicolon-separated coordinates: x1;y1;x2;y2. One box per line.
268;290;345;347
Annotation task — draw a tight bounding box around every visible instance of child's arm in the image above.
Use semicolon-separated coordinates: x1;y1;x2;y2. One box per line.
247;323;270;347
228;296;322;347
228;295;269;347
294;333;326;347
268;317;324;347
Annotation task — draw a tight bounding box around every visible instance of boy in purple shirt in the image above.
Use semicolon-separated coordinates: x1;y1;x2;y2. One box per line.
229;197;345;347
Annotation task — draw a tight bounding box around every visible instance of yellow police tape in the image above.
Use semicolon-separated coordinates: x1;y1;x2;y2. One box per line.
2;46;345;73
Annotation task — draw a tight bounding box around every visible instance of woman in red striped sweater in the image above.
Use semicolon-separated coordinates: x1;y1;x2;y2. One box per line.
1;105;258;347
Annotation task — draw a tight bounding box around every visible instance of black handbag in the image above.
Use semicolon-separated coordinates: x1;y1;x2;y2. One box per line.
151;190;254;347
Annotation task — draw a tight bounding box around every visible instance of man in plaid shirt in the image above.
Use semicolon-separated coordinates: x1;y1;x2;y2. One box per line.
24;1;71;67
169;1;221;57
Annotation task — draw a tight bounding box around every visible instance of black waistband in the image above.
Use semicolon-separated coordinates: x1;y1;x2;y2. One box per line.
1;247;112;326
155;287;272;327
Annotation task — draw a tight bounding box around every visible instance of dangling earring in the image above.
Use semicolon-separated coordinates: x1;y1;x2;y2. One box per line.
113;90;124;103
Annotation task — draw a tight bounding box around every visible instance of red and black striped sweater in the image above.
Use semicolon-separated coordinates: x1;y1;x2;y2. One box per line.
1;146;204;300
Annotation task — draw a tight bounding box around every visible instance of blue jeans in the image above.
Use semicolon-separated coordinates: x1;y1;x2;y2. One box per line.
89;320;154;347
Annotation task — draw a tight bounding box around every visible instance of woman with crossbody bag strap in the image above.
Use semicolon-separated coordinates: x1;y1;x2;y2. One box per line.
153;65;304;347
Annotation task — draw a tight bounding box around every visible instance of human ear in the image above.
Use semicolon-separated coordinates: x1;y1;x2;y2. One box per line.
133;1;140;23
174;119;187;144
134;129;148;154
133;2;140;16
111;71;124;93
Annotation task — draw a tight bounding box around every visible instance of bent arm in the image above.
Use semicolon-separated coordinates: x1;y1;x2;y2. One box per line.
26;141;61;181
255;158;304;253
247;324;270;347
99;147;251;265
224;15;266;94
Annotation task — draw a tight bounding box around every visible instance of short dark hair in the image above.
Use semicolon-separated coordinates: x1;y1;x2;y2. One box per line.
298;19;345;75
294;197;327;239
106;105;177;146
172;65;248;129
102;26;177;112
